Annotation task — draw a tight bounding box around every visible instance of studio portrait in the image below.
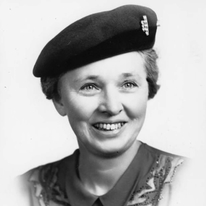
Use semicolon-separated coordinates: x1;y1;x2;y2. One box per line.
1;0;206;205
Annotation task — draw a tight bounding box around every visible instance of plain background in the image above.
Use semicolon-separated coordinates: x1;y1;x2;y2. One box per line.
1;0;206;200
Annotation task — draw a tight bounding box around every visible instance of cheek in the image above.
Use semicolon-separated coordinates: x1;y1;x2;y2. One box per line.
63;95;97;123
123;92;148;119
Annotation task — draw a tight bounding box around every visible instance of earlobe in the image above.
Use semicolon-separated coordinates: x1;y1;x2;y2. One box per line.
52;99;67;116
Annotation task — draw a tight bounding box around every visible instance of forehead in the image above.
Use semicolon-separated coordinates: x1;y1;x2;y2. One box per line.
61;52;146;83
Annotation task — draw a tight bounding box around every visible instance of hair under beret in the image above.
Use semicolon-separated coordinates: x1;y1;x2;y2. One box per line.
33;5;158;77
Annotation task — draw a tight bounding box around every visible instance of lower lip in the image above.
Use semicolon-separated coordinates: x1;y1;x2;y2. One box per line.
92;123;126;137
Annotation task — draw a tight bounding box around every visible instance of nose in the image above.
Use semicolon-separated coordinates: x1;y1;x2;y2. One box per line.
98;87;123;116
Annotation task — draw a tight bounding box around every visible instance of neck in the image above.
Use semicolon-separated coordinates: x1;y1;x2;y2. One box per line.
78;140;141;196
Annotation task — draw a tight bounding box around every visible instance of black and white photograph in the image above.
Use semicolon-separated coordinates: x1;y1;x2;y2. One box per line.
1;0;206;205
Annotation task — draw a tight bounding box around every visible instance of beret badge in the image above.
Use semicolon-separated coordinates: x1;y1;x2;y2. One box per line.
141;15;149;36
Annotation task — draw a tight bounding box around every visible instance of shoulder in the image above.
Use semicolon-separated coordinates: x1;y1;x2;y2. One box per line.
142;142;187;168
139;143;191;205
15;150;79;206
20;148;78;181
142;143;189;182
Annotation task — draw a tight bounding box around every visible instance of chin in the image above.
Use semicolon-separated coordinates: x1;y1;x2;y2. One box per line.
93;140;135;158
95;149;126;158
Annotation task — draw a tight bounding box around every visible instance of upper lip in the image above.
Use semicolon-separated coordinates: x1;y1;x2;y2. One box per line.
92;120;127;125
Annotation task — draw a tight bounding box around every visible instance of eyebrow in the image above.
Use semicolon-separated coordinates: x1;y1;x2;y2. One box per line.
74;75;99;82
120;72;142;81
121;73;135;78
73;72;142;83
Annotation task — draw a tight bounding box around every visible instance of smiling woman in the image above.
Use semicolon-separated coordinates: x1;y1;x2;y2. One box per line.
53;52;148;158
16;4;189;206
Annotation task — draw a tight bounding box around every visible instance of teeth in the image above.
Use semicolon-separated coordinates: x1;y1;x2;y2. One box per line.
94;123;125;131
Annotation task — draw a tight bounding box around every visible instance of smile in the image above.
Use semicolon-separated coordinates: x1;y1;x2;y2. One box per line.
93;122;125;131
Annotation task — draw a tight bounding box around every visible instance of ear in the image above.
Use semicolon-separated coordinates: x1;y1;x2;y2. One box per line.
52;98;67;116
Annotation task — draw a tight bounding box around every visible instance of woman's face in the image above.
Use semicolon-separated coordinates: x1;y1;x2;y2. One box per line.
54;52;149;157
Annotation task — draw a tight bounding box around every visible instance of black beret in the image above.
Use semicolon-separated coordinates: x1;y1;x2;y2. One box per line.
33;5;158;77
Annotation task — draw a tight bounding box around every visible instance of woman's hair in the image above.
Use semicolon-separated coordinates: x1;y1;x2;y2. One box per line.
40;49;160;100
139;49;160;99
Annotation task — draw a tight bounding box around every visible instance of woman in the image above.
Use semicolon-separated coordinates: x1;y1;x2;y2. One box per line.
19;4;187;206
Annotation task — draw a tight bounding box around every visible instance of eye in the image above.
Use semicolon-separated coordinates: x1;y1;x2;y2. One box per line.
80;83;100;94
81;84;96;90
122;81;138;89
